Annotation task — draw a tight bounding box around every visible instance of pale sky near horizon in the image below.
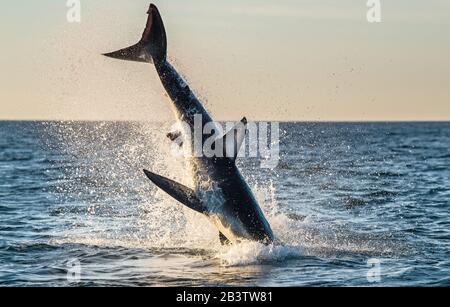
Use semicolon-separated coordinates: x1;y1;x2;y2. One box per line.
1;0;449;121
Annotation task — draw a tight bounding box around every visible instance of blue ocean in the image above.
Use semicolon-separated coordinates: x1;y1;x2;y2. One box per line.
0;121;449;286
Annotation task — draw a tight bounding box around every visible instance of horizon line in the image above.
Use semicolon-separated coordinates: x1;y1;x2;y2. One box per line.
1;119;450;124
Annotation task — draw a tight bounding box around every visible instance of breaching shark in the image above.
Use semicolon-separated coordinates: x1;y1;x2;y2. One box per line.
104;4;274;245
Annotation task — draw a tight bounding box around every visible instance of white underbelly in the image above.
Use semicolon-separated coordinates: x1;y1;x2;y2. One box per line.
207;212;249;244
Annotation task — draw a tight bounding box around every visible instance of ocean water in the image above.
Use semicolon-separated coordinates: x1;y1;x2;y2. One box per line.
0;121;449;286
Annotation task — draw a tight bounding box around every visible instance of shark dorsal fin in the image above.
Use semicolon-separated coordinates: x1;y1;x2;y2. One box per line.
220;117;247;161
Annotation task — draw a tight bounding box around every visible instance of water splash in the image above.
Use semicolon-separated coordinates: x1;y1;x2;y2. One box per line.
43;121;405;267
217;241;303;266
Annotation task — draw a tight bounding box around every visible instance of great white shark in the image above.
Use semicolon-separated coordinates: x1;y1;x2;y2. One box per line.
104;4;274;245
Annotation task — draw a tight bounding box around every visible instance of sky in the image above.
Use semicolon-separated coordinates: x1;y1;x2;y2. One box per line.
1;0;449;121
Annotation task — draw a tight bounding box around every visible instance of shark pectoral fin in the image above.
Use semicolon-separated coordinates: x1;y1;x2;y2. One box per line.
219;232;231;245
222;117;247;161
143;169;204;214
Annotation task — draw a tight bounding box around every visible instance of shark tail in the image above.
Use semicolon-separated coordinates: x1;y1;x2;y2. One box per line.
103;4;167;64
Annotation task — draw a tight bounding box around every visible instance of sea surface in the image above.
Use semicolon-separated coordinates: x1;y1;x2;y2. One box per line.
0;121;449;286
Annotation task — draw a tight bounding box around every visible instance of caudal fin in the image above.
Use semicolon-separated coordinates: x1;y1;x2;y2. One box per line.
103;4;167;64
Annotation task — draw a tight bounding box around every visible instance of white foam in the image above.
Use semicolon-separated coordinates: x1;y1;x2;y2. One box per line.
217;241;304;266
